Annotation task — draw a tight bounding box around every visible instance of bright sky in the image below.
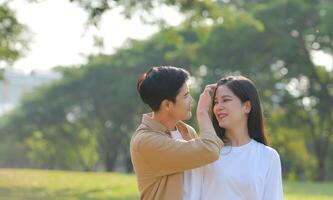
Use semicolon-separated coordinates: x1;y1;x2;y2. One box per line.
7;0;333;73
8;0;182;73
312;51;333;71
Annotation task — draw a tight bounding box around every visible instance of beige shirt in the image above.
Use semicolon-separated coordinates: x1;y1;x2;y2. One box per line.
130;113;223;200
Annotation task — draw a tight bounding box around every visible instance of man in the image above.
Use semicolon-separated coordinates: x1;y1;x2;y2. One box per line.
131;66;223;200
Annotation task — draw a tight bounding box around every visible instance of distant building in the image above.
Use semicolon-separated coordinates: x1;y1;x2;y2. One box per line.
0;68;62;115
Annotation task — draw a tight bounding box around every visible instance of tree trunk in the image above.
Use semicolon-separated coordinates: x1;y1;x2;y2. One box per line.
125;155;133;173
105;149;118;171
314;136;329;181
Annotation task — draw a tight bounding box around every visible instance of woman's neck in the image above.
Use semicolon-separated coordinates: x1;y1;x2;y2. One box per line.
225;122;251;146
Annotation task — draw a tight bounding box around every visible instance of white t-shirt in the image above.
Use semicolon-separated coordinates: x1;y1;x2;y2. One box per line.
170;129;203;200
201;139;283;200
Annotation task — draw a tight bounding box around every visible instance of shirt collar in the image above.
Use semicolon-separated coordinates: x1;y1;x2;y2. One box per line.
141;113;191;140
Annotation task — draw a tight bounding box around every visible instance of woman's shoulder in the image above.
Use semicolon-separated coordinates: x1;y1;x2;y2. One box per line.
253;140;280;160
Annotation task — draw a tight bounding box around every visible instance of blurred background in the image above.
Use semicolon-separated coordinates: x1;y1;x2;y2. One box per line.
0;0;332;199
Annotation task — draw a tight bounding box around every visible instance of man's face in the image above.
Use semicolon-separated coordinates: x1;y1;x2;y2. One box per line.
168;82;193;121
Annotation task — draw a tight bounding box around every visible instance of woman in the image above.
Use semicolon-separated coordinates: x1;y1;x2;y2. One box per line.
200;75;283;200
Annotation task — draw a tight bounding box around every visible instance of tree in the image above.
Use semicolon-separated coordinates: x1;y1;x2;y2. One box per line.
0;2;29;76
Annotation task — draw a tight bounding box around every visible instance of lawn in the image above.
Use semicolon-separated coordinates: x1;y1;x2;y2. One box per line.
0;169;332;200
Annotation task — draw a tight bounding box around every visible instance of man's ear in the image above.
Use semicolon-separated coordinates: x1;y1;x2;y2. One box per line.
244;100;251;114
160;99;171;111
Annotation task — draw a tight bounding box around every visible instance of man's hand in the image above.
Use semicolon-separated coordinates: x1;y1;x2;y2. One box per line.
197;84;217;114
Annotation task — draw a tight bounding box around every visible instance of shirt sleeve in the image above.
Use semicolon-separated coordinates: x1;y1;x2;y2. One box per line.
263;150;283;200
131;130;223;176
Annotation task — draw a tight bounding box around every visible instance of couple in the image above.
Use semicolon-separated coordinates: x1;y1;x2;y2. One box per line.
130;66;283;200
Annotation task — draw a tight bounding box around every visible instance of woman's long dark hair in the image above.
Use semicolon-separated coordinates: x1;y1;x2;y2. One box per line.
211;75;269;146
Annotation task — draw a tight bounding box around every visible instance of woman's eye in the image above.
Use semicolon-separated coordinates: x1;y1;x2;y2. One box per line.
223;99;230;102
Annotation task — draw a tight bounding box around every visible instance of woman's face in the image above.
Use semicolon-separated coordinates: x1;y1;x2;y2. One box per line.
213;85;248;129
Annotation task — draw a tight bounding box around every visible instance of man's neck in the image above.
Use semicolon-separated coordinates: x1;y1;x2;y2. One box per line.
152;112;178;131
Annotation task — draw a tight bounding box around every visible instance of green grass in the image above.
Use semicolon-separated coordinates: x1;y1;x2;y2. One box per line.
0;169;138;200
283;181;333;200
0;169;333;200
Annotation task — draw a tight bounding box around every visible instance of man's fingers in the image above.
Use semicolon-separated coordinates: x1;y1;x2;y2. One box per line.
203;84;216;94
205;83;217;90
204;88;213;94
204;84;216;93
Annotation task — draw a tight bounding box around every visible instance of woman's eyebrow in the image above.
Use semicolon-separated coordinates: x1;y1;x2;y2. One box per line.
216;95;233;99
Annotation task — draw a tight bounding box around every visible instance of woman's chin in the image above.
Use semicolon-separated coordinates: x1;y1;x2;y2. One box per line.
218;121;228;129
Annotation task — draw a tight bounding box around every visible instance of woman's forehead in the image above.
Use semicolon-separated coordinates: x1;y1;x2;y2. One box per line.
216;85;234;97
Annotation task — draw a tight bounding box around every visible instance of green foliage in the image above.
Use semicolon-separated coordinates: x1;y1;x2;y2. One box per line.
0;3;29;79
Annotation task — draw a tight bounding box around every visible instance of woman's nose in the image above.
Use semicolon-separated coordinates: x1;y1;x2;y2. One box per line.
216;102;224;110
